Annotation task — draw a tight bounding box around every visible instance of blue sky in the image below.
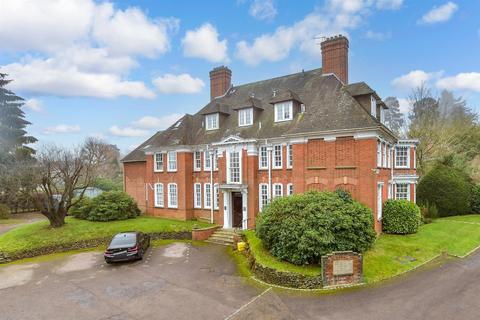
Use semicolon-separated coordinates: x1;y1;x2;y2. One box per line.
1;0;479;154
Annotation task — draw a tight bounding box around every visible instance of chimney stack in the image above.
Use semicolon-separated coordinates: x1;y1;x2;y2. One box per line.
209;66;232;101
321;35;349;84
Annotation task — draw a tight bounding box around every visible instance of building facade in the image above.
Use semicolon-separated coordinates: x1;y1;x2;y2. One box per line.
122;35;418;233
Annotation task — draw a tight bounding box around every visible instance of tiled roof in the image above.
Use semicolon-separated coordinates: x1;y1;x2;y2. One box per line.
122;68;389;162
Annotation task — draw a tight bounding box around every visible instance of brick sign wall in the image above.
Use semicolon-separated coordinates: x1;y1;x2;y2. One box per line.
321;251;363;287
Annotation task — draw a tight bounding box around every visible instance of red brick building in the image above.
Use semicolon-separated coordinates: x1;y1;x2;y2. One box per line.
122;35;418;233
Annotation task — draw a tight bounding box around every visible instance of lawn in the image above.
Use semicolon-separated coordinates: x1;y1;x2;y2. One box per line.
0;219;24;225
244;215;480;284
0;216;212;256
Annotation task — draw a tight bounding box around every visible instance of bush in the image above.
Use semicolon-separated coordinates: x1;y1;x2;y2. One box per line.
0;204;11;219
471;185;480;214
70;191;140;222
69;197;93;220
417;163;472;217
382;200;421;234
256;191;376;266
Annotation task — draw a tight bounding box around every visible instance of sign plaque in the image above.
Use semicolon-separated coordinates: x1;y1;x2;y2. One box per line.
333;259;353;276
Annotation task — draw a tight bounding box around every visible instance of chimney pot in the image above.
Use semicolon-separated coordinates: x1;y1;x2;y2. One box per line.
320;35;349;84
209;66;232;101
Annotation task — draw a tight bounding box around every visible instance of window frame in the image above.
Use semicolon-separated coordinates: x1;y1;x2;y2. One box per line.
194;151;202;172
287;183;293;196
371;95;377;118
154;183;164;207
286;144;293;169
194;183;202;208
167;183;178;208
259;183;270;211
214;183;219;210
395;146;410;169
377;141;382;168
273;183;283;199
274;101;293;122
154;152;164;172
205;113;219;130
395;183;410;200
204;183;212;209
227;150;242;184
167;151;177;172
238;107;253;127
273;144;282;169
259;146;268;170
204;150;212;171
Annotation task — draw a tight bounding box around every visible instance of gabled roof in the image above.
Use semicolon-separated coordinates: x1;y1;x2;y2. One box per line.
122;68;391;162
269;89;302;104
346;82;388;108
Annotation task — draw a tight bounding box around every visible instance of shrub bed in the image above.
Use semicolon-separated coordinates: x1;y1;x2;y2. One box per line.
382;200;422;234
256;191;376;265
70;191;140;221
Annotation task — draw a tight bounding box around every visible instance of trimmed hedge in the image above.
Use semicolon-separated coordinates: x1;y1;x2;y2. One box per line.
256;191;376;266
69;191;140;221
417;163;472;217
382;200;422;234
472;185;480;214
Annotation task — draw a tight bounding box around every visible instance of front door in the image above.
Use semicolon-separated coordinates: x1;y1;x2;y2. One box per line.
232;192;243;228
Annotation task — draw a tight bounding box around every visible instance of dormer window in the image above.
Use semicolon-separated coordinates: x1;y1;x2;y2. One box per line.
274;101;293;122
205;113;219;130
371;95;377;118
238;108;253;126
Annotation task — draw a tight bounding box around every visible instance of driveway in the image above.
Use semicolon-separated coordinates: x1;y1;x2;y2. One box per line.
1;243;480;320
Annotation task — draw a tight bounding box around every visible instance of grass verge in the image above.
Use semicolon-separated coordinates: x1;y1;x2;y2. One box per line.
244;230;321;277
0;219;24;225
0;216;212;256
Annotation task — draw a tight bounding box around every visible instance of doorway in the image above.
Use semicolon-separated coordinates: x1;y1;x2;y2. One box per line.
232;192;243;228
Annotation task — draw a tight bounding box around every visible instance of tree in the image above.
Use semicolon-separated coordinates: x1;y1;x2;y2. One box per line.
383;97;405;137
0;73;37;161
31;139;111;228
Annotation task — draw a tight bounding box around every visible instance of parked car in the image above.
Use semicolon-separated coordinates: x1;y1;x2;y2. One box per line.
104;232;150;263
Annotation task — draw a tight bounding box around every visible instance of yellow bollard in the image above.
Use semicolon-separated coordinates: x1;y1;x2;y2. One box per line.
237;241;246;252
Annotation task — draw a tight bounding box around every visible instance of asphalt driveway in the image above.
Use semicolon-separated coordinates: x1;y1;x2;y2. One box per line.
1;243;480;320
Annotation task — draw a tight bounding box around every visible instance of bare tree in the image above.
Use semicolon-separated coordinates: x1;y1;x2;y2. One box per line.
32;139;110;228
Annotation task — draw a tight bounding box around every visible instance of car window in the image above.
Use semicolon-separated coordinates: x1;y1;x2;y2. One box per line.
110;233;137;247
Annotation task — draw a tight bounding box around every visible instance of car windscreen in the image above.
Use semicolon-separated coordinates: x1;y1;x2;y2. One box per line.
109;233;137;247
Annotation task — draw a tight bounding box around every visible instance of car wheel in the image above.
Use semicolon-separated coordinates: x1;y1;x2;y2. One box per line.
105;260;112;264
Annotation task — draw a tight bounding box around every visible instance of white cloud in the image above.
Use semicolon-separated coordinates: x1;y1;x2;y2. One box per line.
92;3;178;57
152;74;204;94
375;0;403;10
109;126;149;137
44;124;80;134
182;23;229;63
398;98;410;113
363;30;391;41
24;99;43;112
0;0;177;99
419;2;458;24
249;0;278;21
391;70;443;91
132;114;185;130
3;57;155;98
436;73;480;92
235;0;381;65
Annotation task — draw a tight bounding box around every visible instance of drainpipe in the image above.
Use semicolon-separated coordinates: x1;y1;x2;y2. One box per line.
266;142;273;202
209;146;214;224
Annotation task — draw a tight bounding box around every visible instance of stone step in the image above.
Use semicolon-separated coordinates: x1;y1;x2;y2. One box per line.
205;239;235;246
209;235;235;243
214;231;237;237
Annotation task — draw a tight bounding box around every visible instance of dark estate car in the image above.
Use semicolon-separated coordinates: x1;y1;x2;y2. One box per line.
104;232;150;263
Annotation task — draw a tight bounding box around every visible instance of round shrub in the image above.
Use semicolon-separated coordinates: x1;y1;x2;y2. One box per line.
417;164;472;217
256;191;376;266
382;200;421;234
69;197;92;220
86;191;140;221
471;184;480;214
0;204;11;219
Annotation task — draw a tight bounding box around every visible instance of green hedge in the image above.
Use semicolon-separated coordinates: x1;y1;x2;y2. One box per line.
472;185;480;214
417;163;472;216
69;191;140;221
256;191;376;266
382;200;422;234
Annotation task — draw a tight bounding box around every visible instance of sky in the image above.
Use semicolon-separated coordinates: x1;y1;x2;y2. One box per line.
0;0;479;155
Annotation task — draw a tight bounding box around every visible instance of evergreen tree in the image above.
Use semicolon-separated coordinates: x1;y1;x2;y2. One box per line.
0;73;37;161
383;96;405;137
